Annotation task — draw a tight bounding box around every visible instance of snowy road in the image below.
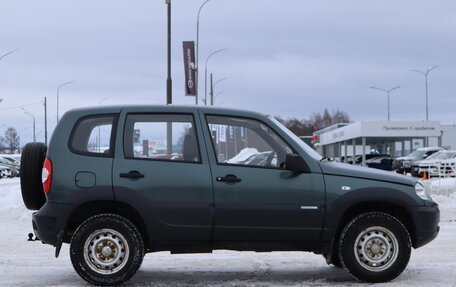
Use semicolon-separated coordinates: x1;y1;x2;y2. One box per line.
1;177;455;287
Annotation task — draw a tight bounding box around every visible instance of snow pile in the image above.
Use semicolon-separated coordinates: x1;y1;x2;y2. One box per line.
227;148;259;164
0;178;33;230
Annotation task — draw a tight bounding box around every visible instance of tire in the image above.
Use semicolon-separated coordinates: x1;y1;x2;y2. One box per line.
338;212;411;283
70;214;144;286
20;142;47;210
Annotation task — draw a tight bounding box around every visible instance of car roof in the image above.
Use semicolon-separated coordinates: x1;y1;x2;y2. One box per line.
416;147;444;151
66;105;268;118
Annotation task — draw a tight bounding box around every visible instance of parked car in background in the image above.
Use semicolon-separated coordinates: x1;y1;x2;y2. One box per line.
0;165;12;178
244;151;277;166
365;154;394;171
341;153;384;165
437;157;456;177
411;150;456;177
227;148;259;164
393;147;443;174
0;156;20;177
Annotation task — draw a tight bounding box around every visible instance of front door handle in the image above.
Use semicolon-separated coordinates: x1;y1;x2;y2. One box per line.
119;170;145;180
216;174;241;183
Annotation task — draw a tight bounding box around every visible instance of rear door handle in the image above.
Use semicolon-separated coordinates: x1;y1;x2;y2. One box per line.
119;170;145;180
216;174;241;183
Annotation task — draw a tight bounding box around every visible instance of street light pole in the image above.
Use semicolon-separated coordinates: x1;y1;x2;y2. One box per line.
21;107;36;142
44;97;48;145
0;50;18;62
196;0;212;105
205;48;227;105
165;0;172;105
56;81;75;123
370;86;400;121
410;65;437;122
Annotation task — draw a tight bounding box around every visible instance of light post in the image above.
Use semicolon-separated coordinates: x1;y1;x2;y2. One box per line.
0;50;18;62
370;86;400;121
21;107;36;142
165;0;173;155
410;65;437;122
56;81;75;123
212;77;228;105
205;48;227;105
99;97;111;105
196;0;212;105
214;77;228;88
165;0;172;105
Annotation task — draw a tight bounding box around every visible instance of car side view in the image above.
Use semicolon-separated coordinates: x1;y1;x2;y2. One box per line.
20;105;440;286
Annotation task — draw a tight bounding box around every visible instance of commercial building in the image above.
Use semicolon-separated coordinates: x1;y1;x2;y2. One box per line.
312;121;456;165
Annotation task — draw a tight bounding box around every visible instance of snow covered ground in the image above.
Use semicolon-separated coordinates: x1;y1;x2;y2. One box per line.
0;177;455;287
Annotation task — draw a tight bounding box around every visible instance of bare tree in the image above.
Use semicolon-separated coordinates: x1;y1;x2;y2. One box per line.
276;109;350;136
1;127;20;154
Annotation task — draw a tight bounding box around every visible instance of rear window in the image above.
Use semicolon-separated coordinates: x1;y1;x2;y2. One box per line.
70;115;116;156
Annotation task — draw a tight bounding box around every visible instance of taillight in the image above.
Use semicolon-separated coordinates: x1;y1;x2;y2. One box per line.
42;157;53;195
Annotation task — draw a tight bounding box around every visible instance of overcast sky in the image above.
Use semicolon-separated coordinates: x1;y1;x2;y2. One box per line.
1;0;455;144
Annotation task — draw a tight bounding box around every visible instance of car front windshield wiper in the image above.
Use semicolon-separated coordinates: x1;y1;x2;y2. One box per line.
320;156;332;162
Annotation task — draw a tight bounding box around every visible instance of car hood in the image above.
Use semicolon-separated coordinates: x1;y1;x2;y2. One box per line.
319;161;416;186
394;156;416;161
418;159;440;165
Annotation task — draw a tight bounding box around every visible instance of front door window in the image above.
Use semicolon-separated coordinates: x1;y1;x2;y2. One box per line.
206;115;293;168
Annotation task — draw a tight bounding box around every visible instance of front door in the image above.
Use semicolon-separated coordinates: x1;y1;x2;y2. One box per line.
202;114;324;242
113;110;213;241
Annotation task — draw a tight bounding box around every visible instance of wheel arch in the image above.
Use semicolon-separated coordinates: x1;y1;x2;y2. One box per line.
322;187;421;264
64;200;152;250
334;201;417;247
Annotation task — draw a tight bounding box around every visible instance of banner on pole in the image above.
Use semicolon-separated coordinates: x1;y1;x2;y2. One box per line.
218;125;226;142
240;127;246;139
228;126;235;140
182;41;196;96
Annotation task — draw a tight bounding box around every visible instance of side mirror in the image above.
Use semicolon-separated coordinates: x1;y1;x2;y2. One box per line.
284;153;310;173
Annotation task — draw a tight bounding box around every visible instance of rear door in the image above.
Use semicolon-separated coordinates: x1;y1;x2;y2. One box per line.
201;113;325;242
112;108;214;241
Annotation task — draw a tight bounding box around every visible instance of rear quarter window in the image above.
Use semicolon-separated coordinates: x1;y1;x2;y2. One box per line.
69;114;117;157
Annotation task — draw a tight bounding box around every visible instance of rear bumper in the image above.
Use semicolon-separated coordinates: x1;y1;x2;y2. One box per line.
413;204;440;248
32;202;74;246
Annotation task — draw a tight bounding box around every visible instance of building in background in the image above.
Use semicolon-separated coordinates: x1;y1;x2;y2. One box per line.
312;121;456;165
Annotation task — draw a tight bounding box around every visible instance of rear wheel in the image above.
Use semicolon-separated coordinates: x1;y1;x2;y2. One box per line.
70;214;144;286
20;142;47;210
338;212;411;282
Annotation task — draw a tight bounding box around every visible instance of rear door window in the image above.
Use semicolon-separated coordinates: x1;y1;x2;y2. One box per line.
70;115;116;156
123;114;200;163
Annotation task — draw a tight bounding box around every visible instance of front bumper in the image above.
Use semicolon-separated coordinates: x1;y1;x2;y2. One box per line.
32;202;74;246
413;204;440;248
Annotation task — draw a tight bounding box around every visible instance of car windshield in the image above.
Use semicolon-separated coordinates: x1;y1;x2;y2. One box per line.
427;151;456;160
269;116;322;160
407;150;426;158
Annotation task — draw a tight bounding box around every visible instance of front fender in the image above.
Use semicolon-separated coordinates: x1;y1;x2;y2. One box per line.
321;183;422;243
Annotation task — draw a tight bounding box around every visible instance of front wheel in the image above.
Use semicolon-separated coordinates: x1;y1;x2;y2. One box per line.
338;212;411;283
70;214;144;286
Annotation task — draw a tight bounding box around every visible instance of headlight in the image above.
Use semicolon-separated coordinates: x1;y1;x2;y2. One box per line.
403;160;411;167
415;182;432;201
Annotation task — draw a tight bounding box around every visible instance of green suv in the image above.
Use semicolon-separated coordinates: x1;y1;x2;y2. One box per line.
20;105;439;286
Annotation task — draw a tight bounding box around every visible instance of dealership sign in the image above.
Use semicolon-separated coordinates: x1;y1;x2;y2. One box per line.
182;41;196;96
318;121;441;145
